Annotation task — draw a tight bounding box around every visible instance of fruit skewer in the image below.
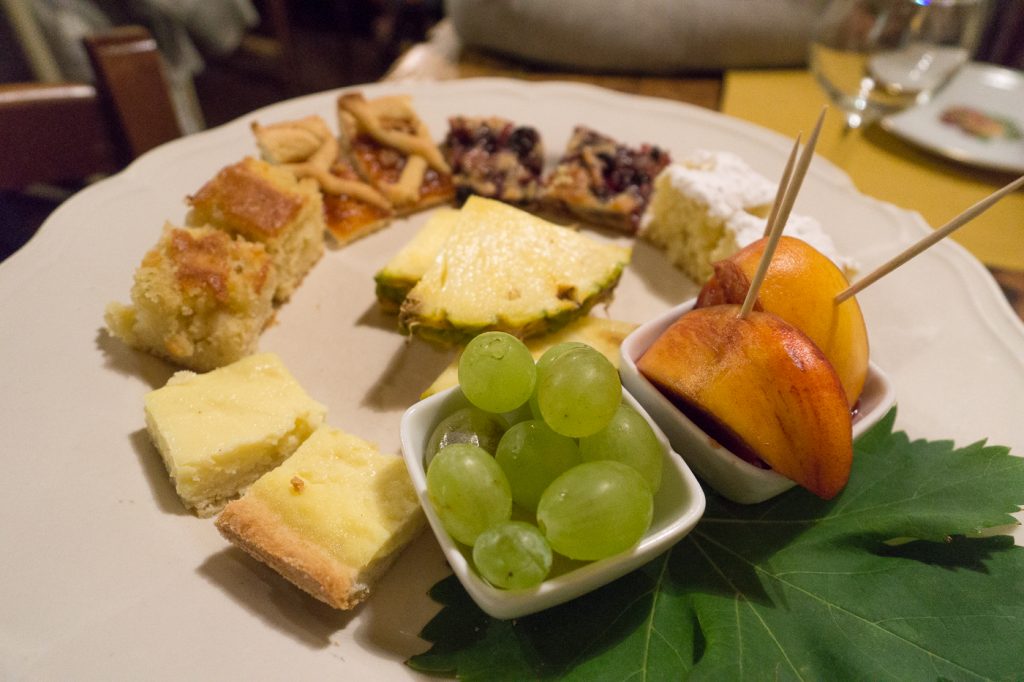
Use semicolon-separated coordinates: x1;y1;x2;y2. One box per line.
835;173;1024;303
638;109;857;499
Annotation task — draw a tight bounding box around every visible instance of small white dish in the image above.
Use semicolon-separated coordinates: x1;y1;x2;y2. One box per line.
400;385;706;620
880;62;1024;174
620;298;896;505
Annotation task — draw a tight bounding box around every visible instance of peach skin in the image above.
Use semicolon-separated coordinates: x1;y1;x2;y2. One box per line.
637;305;853;500
696;236;869;408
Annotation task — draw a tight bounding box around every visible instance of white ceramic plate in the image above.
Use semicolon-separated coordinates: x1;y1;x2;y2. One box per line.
881;62;1024;174
2;78;1022;679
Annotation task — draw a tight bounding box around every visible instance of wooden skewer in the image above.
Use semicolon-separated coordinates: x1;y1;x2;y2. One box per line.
771;106;827;235
835;173;1024;304
739;190;789;318
740;108;828;318
763;132;801;238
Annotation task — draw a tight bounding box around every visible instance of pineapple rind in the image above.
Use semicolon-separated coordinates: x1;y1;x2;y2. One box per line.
401;278;623;346
373;275;415;312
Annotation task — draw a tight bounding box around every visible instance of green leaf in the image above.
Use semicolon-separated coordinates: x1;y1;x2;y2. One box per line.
408;409;1024;680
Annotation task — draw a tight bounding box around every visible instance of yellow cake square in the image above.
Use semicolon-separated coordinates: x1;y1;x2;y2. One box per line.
144;353;327;517
216;425;425;610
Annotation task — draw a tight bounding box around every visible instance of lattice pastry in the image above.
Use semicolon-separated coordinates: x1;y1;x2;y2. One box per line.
336;92;454;214
251;115;394;245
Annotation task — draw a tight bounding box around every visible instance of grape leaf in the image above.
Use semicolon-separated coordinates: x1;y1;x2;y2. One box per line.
408;409;1024;680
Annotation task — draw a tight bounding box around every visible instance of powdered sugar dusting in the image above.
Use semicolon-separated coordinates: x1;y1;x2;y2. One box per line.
663;150;776;220
722;211;857;275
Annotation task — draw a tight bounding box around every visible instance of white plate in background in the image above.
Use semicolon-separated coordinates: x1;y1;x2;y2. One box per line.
882;62;1024;174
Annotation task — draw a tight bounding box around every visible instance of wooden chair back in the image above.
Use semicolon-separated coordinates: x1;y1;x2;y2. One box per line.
0;25;182;191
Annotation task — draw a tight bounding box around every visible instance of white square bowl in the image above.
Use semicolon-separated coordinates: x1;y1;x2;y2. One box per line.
400;385;706;620
620;298;896;505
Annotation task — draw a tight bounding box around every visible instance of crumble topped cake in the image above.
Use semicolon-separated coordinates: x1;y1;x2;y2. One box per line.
398;196;632;345
337;92;455;214
252;115;395;246
187;156;325;302
640;150;855;282
442;115;544;205
144;353;327;517
541;125;670;233
105;223;277;372
216;425;426;610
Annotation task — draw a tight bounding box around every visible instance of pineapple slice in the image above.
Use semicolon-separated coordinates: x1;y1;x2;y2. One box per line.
421;316;639;398
374;207;460;312
398;196;631;345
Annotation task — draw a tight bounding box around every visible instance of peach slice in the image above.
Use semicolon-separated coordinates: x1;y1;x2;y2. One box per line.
637;305;853;499
696;236;869;408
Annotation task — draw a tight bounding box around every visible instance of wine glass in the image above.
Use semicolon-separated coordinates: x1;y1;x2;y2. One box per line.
810;0;988;129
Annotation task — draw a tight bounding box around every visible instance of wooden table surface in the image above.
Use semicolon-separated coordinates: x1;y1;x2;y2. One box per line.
384;21;1024;323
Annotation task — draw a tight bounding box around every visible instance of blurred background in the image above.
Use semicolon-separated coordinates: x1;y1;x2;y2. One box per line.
0;0;1020;261
0;1;445;129
0;0;444;260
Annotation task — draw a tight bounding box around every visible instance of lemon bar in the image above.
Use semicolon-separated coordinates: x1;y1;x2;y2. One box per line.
145;353;327;517
216;426;426;610
187;157;325;302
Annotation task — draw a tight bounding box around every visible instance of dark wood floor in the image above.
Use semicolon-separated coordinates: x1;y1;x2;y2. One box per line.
1;3;438;262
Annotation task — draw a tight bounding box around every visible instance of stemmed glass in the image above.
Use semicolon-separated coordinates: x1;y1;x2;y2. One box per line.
809;0;987;129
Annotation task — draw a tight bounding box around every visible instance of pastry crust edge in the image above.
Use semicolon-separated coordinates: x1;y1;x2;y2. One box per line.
215;494;425;611
216;495;366;610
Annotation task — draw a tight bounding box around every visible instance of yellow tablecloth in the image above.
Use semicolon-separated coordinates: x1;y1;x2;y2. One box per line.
721;70;1024;270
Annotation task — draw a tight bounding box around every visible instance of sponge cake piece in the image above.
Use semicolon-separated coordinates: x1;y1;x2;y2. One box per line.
144;353;327;517
105;223;277;372
639;150;854;282
216;425;426;610
187;157;325;302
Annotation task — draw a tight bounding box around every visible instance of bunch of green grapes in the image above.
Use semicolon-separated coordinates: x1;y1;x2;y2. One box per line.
424;333;664;591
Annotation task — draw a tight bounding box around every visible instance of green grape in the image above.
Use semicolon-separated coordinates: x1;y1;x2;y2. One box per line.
472;521;552;589
425;406;507;465
536;345;621;437
495;419;580;512
458;332;536;413
426;443;512;546
526;388;543;421
537;461;653;561
523;342;585;422
500;401;535;429
536;341;588;374
579;403;664;493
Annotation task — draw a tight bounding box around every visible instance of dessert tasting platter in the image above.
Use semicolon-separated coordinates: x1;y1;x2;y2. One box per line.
1;79;1022;679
